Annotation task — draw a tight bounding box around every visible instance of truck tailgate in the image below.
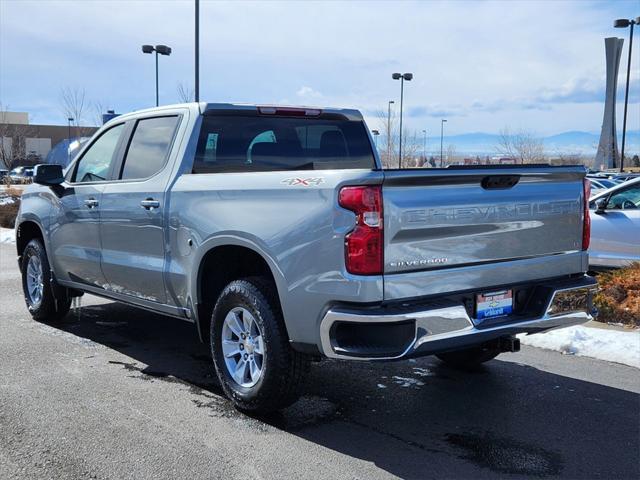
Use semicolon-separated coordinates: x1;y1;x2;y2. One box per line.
382;166;587;300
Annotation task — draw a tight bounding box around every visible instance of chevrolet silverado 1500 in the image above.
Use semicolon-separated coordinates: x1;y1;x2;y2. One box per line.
16;103;597;412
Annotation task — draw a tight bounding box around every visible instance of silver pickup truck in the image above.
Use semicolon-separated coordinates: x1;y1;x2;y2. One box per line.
16;103;596;413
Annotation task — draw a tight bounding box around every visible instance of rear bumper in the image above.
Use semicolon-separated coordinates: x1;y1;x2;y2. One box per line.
319;275;597;360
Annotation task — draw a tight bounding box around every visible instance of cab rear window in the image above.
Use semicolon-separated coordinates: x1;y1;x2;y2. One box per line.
192;115;375;173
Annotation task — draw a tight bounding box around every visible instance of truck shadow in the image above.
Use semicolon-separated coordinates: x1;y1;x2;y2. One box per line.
53;299;639;479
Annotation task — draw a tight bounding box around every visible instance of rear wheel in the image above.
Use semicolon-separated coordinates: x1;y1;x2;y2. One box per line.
210;277;308;413
436;345;501;368
20;238;70;322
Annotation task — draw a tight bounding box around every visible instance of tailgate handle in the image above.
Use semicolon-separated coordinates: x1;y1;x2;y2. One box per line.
481;175;520;190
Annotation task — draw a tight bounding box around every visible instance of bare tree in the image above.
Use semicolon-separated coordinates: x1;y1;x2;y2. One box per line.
400;130;422;168
0;104;36;170
446;144;457;166
59;87;97;137
177;82;195;103
496;128;516;160
552;151;586;167
60;87;86;125
375;109;398;168
373;108;425;168
91;100;109;127
496;127;546;164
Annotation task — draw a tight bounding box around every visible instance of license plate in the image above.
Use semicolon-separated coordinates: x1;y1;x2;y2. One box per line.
476;290;513;320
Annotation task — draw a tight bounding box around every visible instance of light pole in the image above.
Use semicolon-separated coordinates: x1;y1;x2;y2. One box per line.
614;17;639;172
142;44;172;107
440;119;447;167
67;117;74;163
392;73;413;168
67;117;73;141
195;0;200;102
422;129;427;164
372;130;380;148
387;100;394;165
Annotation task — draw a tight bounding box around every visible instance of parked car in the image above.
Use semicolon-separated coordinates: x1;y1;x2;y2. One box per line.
16;103;597;413
587;177;617;192
589;177;640;268
8;166;34;183
44;137;92;168
588;172;627;183
611;173;640;183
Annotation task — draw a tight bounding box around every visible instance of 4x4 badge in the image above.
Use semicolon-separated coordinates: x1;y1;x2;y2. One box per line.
281;177;324;186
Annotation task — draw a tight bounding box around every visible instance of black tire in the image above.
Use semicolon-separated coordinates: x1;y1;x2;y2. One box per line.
210;277;308;413
20;238;70;322
436;345;501;369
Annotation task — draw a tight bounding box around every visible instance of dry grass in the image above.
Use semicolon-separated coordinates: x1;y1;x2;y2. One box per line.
0;200;19;228
0;188;21;229
4;186;24;197
594;264;640;327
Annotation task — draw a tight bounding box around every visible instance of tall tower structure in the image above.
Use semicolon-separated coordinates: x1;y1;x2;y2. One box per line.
595;37;624;170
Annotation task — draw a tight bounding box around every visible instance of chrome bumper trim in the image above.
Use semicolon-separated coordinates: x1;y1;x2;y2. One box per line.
319;281;597;361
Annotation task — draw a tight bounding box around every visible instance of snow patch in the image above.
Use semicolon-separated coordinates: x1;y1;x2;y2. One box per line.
377;383;387;389
518;325;640;368
1;228;15;244
392;376;425;388
0;196;16;205
412;367;435;377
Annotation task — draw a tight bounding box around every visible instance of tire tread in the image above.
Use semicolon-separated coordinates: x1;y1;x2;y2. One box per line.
21;239;70;322
210;276;308;413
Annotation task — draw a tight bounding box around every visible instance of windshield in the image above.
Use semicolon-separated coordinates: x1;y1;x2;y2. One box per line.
193;114;375;173
598;179;616;189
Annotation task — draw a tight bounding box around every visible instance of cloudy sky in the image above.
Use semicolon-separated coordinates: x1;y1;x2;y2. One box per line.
1;0;638;137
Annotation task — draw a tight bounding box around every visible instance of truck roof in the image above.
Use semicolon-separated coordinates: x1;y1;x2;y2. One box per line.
115;102;364;122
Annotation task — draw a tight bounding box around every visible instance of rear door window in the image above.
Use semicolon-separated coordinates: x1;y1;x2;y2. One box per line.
193;115;374;173
120;116;180;180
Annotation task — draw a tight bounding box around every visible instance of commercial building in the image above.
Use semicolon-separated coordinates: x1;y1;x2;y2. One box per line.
0;111;98;167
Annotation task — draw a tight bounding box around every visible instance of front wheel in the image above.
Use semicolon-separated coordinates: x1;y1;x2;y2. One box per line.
210;277;308;413
436;345;501;369
20;238;70;322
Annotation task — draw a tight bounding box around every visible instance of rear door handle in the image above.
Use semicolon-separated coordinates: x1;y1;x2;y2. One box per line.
140;198;160;210
84;198;99;208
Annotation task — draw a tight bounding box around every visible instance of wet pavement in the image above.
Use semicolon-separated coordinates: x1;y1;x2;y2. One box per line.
1;244;639;479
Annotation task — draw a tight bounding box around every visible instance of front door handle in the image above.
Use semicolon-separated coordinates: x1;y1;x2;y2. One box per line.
140;198;160;210
84;198;99;208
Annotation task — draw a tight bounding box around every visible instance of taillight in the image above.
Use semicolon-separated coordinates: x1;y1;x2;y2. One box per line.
582;178;591;250
339;186;383;275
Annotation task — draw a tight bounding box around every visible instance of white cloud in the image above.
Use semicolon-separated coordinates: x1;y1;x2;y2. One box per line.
296;86;323;99
0;0;638;136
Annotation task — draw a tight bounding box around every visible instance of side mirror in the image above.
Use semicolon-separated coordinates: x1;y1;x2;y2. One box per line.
595;197;608;214
33;164;64;186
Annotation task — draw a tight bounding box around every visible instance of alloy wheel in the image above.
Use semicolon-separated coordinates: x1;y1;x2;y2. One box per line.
221;307;266;388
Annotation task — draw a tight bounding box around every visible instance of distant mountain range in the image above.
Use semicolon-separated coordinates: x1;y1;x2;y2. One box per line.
428;130;640;157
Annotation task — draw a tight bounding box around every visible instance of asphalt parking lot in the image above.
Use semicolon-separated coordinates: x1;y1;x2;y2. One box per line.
1;243;639;480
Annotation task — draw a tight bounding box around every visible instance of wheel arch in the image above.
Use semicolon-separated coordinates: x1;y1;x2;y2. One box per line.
193;238;288;344
16;220;46;263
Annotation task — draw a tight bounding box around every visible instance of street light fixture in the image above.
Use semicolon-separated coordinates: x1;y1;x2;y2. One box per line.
142;44;172;107
372;130;380;148
392;73;413;168
440;119;447;167
614;17;639;171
